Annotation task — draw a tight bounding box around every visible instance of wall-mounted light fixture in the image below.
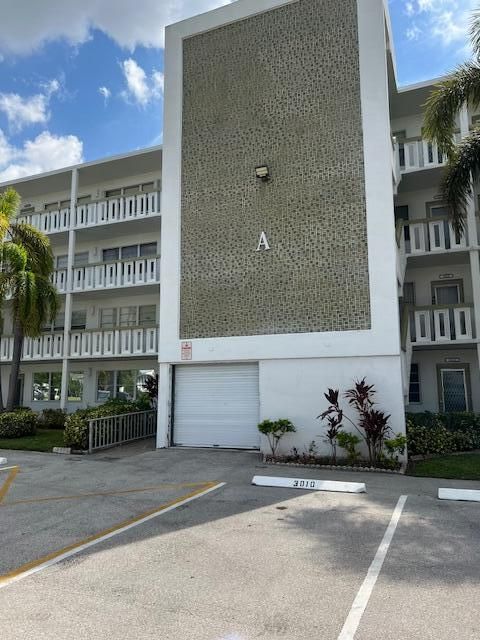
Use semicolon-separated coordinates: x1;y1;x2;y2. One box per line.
255;165;270;182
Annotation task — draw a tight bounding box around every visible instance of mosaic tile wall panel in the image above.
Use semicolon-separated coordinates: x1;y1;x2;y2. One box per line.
180;0;371;339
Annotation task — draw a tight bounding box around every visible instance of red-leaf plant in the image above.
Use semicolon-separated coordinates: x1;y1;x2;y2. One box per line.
318;379;392;467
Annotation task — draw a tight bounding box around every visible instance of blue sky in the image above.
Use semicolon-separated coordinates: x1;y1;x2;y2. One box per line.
0;0;476;181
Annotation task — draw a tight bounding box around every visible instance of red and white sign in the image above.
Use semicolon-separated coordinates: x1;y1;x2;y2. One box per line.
181;341;192;361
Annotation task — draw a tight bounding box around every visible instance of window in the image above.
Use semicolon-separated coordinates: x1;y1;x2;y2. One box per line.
139;305;156;326
124;185;140;196
120;245;138;260
56;255;68;269
139;242;157;256
97;371;114;402
105;188;121;198
119;306;137;327
141;182;154;191
102;247;120;262
71;310;87;330
68;372;84;402
54;313;65;331
116;370;136;400
403;282;416;305
100;308;117;329
74;252;89;266
44;201;59;212
33;372;62;402
77;195;91;205
408;364;421;404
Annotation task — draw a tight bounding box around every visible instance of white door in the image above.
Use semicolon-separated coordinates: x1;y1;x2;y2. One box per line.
174;363;260;448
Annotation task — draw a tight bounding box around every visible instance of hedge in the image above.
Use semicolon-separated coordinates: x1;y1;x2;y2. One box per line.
38;408;67;430
0;409;38;439
64;398;150;449
406;412;480;456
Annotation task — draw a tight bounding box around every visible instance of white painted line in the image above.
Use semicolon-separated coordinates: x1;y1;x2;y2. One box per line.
337;495;408;640
0;458;7;466
438;488;480;502
0;482;225;590
252;475;366;493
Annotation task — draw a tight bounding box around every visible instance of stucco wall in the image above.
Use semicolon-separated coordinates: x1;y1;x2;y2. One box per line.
180;0;370;339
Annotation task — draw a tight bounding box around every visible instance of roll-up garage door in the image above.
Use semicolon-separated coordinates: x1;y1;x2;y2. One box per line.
173;363;260;448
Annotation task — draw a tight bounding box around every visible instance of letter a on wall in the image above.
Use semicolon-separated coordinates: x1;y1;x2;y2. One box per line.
256;231;271;252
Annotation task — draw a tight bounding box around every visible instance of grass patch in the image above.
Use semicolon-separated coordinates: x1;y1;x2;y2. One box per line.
410;453;480;480
0;429;64;452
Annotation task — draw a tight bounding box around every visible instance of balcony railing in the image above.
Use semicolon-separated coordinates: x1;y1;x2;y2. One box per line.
397;136;461;174
69;326;158;358
412;305;474;344
17;191;160;234
0;326;158;361
397;217;468;256
72;257;160;292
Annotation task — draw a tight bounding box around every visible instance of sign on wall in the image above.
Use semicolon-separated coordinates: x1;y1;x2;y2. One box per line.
181;341;192;361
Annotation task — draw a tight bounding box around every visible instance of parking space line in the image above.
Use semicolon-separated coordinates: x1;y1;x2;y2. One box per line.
2;481;212;507
0;481;225;590
337;495;408;640
0;466;19;504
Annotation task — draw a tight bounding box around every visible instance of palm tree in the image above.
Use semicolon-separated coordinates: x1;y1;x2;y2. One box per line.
0;188;59;411
423;10;480;235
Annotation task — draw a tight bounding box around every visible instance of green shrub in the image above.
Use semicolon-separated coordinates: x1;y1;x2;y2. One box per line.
38;408;67;430
336;431;362;464
64;399;150;449
258;418;296;457
0;409;38;438
406;412;480;456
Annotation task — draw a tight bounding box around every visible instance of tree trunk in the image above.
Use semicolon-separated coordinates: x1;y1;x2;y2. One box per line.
6;322;24;412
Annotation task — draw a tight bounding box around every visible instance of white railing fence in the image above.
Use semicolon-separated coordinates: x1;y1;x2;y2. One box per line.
402;218;467;255
72;257;160;291
88;410;156;453
413;306;474;344
18;191;160;235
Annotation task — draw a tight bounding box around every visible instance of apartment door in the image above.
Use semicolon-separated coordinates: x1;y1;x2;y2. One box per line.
439;368;469;412
433;284;460;305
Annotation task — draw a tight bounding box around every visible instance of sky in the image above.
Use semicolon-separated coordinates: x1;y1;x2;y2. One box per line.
0;0;477;182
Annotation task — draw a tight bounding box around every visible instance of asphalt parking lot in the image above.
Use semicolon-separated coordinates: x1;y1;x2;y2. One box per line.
0;445;479;639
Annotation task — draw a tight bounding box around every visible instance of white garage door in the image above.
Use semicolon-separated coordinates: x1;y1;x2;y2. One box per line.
174;363;260;448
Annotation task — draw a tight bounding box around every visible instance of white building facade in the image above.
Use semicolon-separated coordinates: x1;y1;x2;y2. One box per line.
0;0;477;455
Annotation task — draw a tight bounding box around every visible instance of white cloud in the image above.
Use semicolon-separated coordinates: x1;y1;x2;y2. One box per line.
98;86;111;105
403;0;476;47
121;58;163;106
0;130;83;182
406;25;422;40
0;1;233;57
0;79;61;132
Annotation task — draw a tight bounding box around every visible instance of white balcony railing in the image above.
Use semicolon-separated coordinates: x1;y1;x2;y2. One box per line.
72;257;160;292
412;305;474;344
17;191;160;234
0;326;158;361
397;217;468;256
69;326;158;358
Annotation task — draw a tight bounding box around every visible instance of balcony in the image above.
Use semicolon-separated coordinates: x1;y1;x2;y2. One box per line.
17;191;160;234
412;305;475;345
397;217;468;257
0;327;158;361
397;138;450;174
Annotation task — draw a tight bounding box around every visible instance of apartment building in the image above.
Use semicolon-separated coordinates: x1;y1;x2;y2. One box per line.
0;148;161;412
0;0;476;454
391;84;480;415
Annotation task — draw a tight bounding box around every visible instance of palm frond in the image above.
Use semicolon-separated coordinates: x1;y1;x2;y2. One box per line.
439;129;480;235
423;62;480;154
470;9;480;60
9;222;54;275
0;188;20;238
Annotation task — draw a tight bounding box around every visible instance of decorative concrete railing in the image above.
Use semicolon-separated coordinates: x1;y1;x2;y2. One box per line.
17;191;160;234
72;257;160;292
88;410;156;453
396;216;468;256
0;326;158;361
0;333;64;361
412;305;474;344
398;138;450;173
69;326;158;358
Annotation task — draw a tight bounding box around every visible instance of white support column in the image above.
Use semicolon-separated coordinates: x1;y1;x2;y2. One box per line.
60;168;78;410
156;363;171;448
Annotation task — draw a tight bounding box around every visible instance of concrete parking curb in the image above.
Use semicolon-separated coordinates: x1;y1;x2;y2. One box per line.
438;488;480;502
252;475;367;493
0;458;7;466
